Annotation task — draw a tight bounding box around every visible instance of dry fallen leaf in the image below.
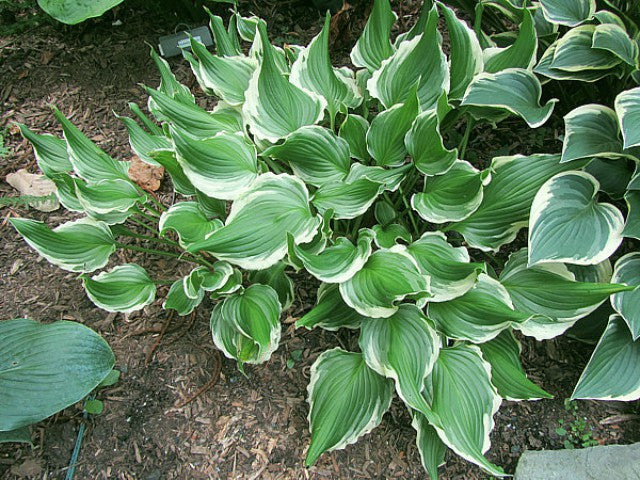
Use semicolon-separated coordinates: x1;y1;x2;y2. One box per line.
5;168;59;212
128;155;164;192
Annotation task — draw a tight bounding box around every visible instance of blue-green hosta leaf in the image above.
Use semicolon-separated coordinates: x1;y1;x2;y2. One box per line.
164;279;204;316
263;126;350;187
17;124;71;177
539;0;595;26
247;262;294;311
439;2;483;100
53;107;129;183
615;87;640;149
593;10;626;28
483;9;537;73
37;0;124;24
82;264;156;313
371;223;412;249
312;178;382;220
360;304;439;416
188;174;320;270
10;217;115;273
423;344;504;476
585;158;634;199
148;149;196;197
561;105;624;163
159;202;222;249
405;110;457;176
345;163;412;193
572;315;640;400
75;178;144;215
611;253;640;339
592;23;639;67
532;3;558;37
450;154;586;251
624;191;640;239
461;68;556;128
412;160;487;224
305;348;394;466
350;0;397;71
528;171;624;266
550;25;621;72
0;318;114;431
535;41;624;82
407;232;484;302
339;246;429;318
116;115;170;167
296;283;366;331
149;48;194;104
49;173;83;212
339;114;369;161
0;427;32;445
428;273;532;342
171;127;258;201
412;412;447;480
243;23;324;143
479;330;552;400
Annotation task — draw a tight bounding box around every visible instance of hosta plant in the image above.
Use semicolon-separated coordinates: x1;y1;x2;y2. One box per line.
12;0;639;476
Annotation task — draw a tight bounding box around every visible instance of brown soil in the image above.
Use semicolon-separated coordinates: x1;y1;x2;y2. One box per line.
1;1;639;479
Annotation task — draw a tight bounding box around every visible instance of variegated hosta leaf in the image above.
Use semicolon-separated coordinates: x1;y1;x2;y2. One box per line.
624;191;640;239
75;178;145;215
405;110;457;176
247;262;294;311
368;5;449;111
585;158;635;200
211;284;281;365
483;9;537;73
572;315;640;400
550;25;621;73
296;283;366;331
461;68;556;128
480;330;552;400
371;223;412;249
188;174;320;270
170;127;258;201
305;348;394;466
129;101;163;136
10;217;115;273
439;2;483;100
528;171;624;266
359;304;440;416
116;115;170;167
561;104;624;163
149;48;194;104
312;177;382;220
407;232;484;302
164;278;204;315
184;263;235;300
412;160;487;223
345;163;412;193
289;229;374;283
17;123;72;177
450;154;587;251
339;114;369;161
82;264;156;313
339;246;429;318
52;107;129;183
50;173;83;212
234;12;259;42
592;23;639;67
159;202;222;249
263;126;350;187
611;253;640;339
539;0;595;26
412;412;447;480
208;11;241;56
350;0;397;71
243;22;324;143
424;345;505;476
615;87;640;149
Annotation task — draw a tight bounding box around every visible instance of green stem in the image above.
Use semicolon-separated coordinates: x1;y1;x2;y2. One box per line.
147;195;167;212
350;216;363;238
128;216;159;235
116;227;178;248
134;209;160;224
116;242;183;259
458;117;475;160
143;203;162;218
264;156;283;174
399;187;420;237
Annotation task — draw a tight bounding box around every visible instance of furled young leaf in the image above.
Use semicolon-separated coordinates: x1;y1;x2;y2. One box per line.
188;174;320;270
75;178;145;215
184;263;235;299
116;115;170;167
339;114;369;161
479;330;552;400
248;262;294;311
164;279;204;316
11;217;115;273
615;87;640;149
17;124;72;177
405;110;457;176
296;283;366;331
592;23;639;67
149;48;194;105
159;202;222;249
243;22;324;143
539;0;595;27
423;345;505;476
207;11;241;56
37;0;124;24
339;246;429;318
572;315;640;400
305;348;394;465
550;25;621;72
350;0;397;71
461;68;556;128
312;177;382;220
83;264;156;313
483;9;537;73
561;104;624;163
528;171;624;266
263;126;351;187
611;253;640;339
412;160;487;223
412;412;447;480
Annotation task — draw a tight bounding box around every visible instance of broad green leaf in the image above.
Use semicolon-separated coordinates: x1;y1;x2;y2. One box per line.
572;315;640;400
296;283;366;331
159;202;223;249
75;178;144;215
561;104;624;162
423;344;504;476
624;191;640;239
0;427;32;445
345;163;412;192
405;110;457;176
243;22;324;143
483;9;537;73
37;0;124;24
312;177;382;220
195;190;226;220
83;264;156;313
585;158;634;199
374;200;396;226
263;126;351;187
305;348;394;465
171;127;258;201
0;318;114;430
163;279;204;316
17;124;71;176
528;171;624;266
371;223;412;248
412;160;487;223
149;48;194;104
539;0;595;26
188;174;320;270
339;114;369;161
248;262;295;311
235;12;259;42
148;149;196;197
116;115;170;167
550;25;621;72
479;330;552;400
611;253;640;339
592;23;639;67
350;0;397;71
360;304;440;416
412;412;447;480
339;246;429;318
461;68;556;128
535;41;624;82
184;263;234;298
407;232;484;302
49;173;83;212
615;87;640;149
10;217;115;273
450;154;587;251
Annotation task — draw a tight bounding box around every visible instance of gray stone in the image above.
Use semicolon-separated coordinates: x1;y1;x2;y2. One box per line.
514;443;640;480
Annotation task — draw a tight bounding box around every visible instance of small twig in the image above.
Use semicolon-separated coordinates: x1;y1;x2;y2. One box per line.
145;310;175;365
174;350;222;408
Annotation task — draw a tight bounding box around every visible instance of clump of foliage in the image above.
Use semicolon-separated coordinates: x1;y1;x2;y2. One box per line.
12;0;640;476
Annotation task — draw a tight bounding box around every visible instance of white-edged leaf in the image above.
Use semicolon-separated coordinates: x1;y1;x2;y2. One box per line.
561;104;624;162
17;124;72;177
148;149;196;196
535;41;624;82
248;262;294;311
483;9;537;73
163;278;204;316
405;110;457;176
75;178;144;215
82;264;156;313
345;163;412;192
312;177;382;220
116;115;169;167
611;253;640;339
624;190;640;239
592;23;639;67
371;223;412;248
149;48;194;104
339;114;369;161
412;412;447;480
350;0;397;71
159;201;222;249
550;25;621;72
615;87;640;149
540;0;595;27
296;283;366;331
